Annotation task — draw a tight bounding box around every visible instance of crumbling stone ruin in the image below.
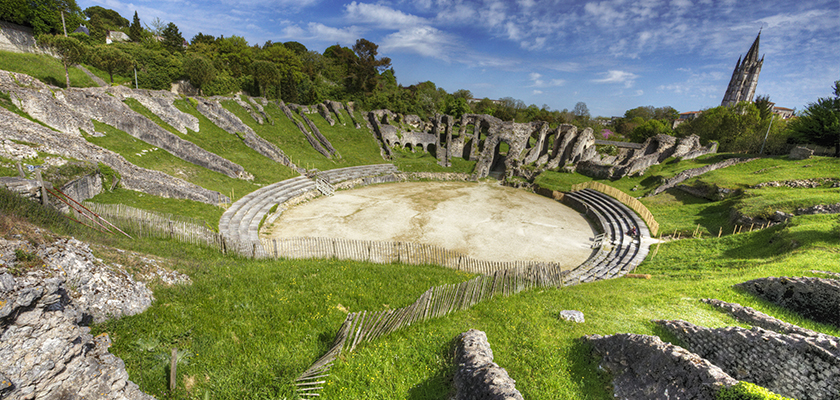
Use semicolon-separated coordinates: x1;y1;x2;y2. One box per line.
656;319;839;400
1;235;189;398
586;333;738;399
735;277;840;327
364;110;716;181
454;329;524;400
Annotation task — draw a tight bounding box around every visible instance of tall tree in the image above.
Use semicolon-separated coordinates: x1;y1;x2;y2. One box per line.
787;82;840;156
91;44;133;83
183;55;216;95
250;60;280;98
37;34;85;88
754;94;774;121
129;11;142;42
26;0;85;36
349;38;391;94
161;22;185;54
573;102;590;118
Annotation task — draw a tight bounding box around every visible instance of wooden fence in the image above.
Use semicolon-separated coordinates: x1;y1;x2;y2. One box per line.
570;181;659;236
295;262;570;395
75;202;227;250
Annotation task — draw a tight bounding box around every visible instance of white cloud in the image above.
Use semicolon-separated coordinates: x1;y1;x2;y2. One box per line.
593;70;639;88
381;26;459;60
277;22;362;44
345;2;428;29
528;72;565;87
533;89;543;95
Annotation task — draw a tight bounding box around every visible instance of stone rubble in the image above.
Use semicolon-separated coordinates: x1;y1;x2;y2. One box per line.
734;277;840;327
454;329;524;400
0;236;189;399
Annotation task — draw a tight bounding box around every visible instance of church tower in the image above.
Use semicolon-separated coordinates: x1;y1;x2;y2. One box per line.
721;31;763;107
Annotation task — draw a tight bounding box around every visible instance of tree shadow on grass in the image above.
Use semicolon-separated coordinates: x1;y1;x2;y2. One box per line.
407;339;455;400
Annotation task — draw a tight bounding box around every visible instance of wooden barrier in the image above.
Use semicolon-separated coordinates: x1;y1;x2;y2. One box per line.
295;262;570;394
570;181;660;236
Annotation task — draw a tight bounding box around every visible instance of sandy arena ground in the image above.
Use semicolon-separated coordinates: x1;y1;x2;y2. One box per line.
262;181;595;269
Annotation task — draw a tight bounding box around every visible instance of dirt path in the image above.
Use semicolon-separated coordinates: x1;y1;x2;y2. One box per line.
262;181;595;268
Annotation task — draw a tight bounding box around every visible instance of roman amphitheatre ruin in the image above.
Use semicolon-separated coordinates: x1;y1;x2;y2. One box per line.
1;58;838;399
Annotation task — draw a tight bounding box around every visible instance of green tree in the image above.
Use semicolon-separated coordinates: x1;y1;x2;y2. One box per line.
630;119;673;142
573;101;590;119
453;89;473;100
23;0;84;36
161;22;184;54
677;102;761;151
129;11;142;42
83;5;127;41
787;83;840;156
250;60;280;98
624;105;655;121
282;41;307;56
184;55;216;95
349;38;391;94
257;44;303;101
0;0;29;26
90;44;133;83
754;94;773;121
37;34;85;88
443;97;470;119
216;36;252;78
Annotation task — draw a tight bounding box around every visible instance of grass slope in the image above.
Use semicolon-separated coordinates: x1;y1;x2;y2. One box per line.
0;50;97;88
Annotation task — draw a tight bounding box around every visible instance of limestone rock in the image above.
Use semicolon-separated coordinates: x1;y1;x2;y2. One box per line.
735;277;840;327
454;329;524;400
789;146;814;160
560;310;585;323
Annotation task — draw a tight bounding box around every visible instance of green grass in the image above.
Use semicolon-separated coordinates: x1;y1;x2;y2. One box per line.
172;99;299;188
89;189;225;226
306;108;394;168
685;156;840;189
0;50;97;88
390;146;476;174
738;186;840;218
95;255;474;399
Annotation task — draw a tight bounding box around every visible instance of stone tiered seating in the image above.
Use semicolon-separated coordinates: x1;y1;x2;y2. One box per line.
219;164;400;256
318;164;399;184
563;189;650;283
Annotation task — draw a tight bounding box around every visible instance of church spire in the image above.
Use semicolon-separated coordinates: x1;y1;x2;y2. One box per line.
721;31;764;107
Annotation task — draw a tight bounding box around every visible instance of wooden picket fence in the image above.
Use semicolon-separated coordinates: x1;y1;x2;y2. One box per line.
76;202;227;250
295;263;570;395
570;181;659;236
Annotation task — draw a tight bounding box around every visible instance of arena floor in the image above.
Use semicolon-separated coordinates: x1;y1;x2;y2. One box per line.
261;181;595;268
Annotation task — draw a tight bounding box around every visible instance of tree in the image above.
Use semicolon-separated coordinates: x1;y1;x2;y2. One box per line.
349;38;391;94
624;105;654;121
250;60;280;98
630;119;673;142
787;82;840;156
443;97;470;119
754;94;773;121
282;41;307;56
161;22;185;54
183;55;216;96
676;102;761;151
91;45;133;83
37;34;85;88
129;11;142;42
453;89;473;100
573;102;590;118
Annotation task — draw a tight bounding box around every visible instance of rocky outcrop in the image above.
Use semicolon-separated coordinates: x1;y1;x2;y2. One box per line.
0;71;252;182
648;157;758;196
657;319;840;400
586;333;737;399
735;277;840;327
111;86;199;134
0;106;228;204
195;97;300;172
454;329;524;400
753;178;839;189
1;236;189;399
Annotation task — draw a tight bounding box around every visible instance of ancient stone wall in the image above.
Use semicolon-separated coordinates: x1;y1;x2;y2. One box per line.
648;157;758;196
0;21;50;55
657;319;840;400
58;172;103;211
453;329;524;400
735;277;840;327
586;333;737;399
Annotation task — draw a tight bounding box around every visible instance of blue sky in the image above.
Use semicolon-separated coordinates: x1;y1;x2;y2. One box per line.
80;0;839;117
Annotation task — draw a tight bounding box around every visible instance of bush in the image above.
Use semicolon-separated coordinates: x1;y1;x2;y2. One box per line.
717;382;794;400
202;73;240;96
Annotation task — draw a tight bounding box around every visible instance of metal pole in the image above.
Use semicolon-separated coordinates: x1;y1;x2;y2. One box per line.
134;64;138;89
759;114;774;155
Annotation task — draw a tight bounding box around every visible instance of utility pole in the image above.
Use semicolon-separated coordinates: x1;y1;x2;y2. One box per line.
759;114;775;155
61;11;67;36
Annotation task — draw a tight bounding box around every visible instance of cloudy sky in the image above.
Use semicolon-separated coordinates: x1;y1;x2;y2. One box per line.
79;0;839;117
